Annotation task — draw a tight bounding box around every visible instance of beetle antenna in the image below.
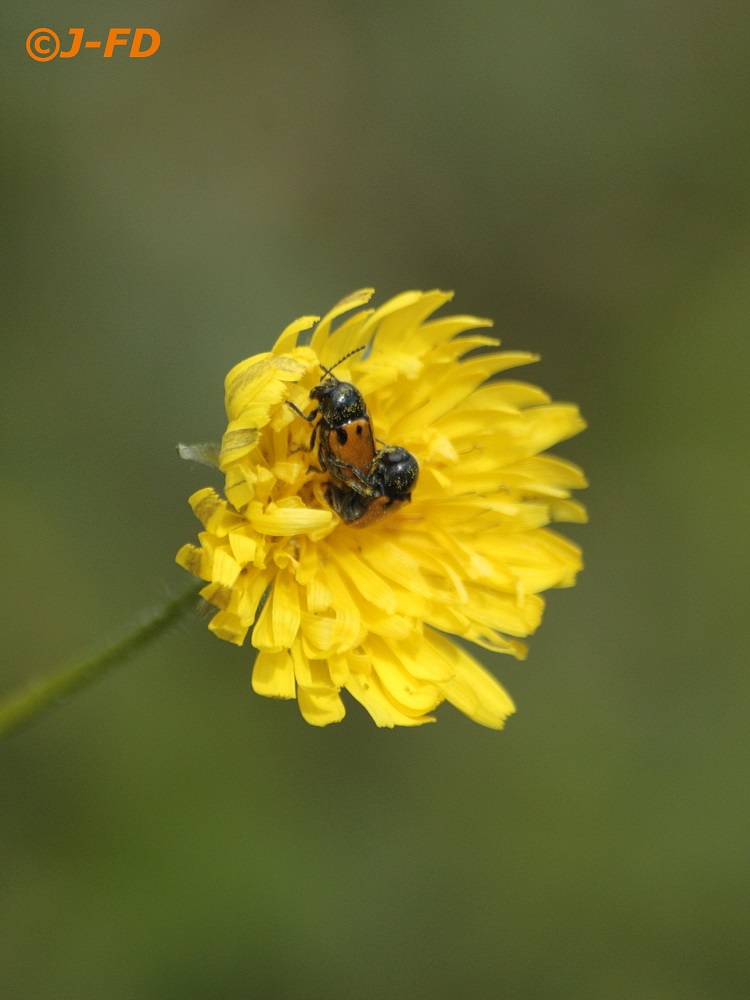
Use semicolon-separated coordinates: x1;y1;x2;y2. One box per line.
320;345;366;379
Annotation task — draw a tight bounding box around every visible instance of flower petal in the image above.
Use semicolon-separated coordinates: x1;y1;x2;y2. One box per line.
345;671;436;728
247;502;332;536
297;686;346;726
252;650;296;699
427;630;516;729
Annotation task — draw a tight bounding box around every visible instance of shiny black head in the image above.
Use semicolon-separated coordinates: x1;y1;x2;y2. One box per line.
309;345;368;429
370;446;419;500
309;379;367;428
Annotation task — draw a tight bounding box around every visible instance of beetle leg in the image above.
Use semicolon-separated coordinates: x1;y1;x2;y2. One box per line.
287;401;318;423
325;455;379;497
325;483;371;522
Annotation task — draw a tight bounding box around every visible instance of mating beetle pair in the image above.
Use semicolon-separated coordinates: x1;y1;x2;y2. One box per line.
288;347;419;527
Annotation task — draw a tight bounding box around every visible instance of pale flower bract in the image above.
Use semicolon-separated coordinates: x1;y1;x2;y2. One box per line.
176;289;587;728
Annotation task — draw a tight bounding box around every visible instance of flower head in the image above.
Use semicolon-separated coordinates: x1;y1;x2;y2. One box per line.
176;289;587;728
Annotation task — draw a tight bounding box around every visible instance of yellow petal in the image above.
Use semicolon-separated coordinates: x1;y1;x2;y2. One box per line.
345;671;435;728
237;568;273;624
209;609;249;645
271;571;300;647
290;645;331;690
362;290;453;351
548;499;589;524
299;563;363;654
272;315;318;356
333;545;397;615
175;543;206;579
252;650;296;699
310;288;375;360
303;575;333;614
297;686;346;726
380;634;455;683
414;318;496;354
368;638;443;713
219;426;260;466
518;404;587;453
224;352;311;422
427;630;516;729
251;590;278;652
188;488;238;534
211;547;242;589
228;528;258;565
246;502;332;536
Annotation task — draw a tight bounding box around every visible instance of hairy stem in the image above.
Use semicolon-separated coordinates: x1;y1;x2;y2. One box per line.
0;585;201;740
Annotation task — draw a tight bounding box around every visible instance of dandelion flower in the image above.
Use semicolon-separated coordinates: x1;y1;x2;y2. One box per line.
176;289;587;728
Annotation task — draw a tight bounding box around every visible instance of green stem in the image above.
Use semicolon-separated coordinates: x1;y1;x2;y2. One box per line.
0;585;202;740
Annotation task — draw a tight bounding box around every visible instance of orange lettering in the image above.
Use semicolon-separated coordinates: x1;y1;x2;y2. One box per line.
130;28;160;57
59;27;84;58
103;28;131;57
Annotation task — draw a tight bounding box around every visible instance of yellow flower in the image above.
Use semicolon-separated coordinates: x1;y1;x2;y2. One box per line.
176;289;587;728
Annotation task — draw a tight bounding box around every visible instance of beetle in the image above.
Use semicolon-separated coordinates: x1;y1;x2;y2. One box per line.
287;346;377;487
324;445;419;528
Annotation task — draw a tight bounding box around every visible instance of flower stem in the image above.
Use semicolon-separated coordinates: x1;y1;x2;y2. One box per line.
0;585;202;740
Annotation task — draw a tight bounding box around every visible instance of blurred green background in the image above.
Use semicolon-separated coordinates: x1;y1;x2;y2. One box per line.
2;2;749;998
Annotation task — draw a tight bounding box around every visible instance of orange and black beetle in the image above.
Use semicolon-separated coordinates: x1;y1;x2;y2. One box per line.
288;347;376;486
325;445;419;528
289;348;419;527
